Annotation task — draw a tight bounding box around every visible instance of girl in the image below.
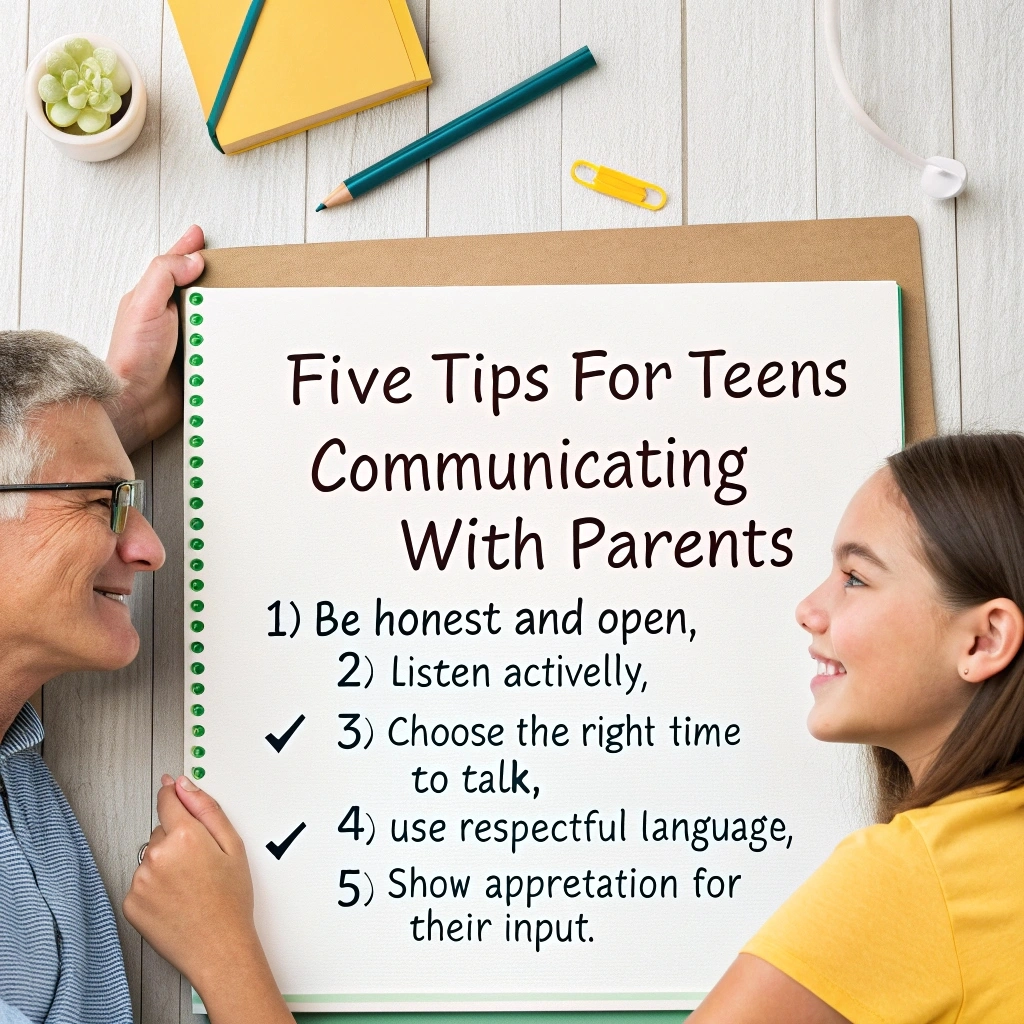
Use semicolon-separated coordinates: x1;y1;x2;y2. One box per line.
690;432;1024;1023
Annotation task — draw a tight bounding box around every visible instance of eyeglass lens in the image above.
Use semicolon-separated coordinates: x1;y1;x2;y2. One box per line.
112;480;146;534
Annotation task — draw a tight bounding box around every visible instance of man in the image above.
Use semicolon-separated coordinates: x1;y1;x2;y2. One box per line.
0;228;292;1024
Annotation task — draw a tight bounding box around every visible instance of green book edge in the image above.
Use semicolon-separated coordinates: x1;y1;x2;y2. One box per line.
191;1008;690;1023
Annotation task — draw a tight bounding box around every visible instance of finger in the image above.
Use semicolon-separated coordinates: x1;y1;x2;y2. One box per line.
129;252;205;321
174;776;244;856
156;778;201;836
131;823;167;880
148;775;173;846
135;823;167;862
148;824;167;845
166;224;205;257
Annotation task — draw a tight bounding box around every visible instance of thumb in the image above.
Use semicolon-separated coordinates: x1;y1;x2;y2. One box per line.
156;777;202;836
175;776;244;856
166;223;205;256
128;252;205;323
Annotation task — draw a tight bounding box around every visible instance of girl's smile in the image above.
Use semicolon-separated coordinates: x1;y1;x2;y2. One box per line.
809;652;847;691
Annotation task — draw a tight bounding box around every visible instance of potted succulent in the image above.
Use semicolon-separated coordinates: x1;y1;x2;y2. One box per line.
24;35;146;162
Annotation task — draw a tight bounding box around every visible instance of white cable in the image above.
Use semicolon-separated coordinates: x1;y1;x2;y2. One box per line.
822;0;967;199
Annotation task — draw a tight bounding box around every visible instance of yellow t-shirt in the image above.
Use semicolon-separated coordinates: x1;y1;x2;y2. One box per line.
743;784;1024;1023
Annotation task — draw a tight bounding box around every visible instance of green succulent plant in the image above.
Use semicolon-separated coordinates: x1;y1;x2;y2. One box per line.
37;38;131;134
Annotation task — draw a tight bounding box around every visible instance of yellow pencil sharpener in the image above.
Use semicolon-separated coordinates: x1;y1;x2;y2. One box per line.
571;160;667;211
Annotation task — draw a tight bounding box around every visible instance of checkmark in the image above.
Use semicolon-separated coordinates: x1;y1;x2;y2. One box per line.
265;714;305;752
266;821;306;860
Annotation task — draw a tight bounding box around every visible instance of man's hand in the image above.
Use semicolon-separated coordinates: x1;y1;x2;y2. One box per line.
106;225;205;453
124;775;293;1024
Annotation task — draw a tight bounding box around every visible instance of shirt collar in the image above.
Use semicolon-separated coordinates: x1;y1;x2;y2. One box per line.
0;702;45;764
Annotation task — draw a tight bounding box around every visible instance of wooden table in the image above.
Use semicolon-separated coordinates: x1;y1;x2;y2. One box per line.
4;2;1021;1021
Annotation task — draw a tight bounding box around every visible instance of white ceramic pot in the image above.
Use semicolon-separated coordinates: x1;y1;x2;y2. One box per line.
24;34;147;162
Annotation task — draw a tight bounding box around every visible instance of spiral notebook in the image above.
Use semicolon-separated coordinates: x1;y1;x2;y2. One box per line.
167;0;431;154
180;270;904;1013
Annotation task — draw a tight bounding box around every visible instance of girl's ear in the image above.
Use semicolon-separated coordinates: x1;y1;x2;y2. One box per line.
959;599;1024;683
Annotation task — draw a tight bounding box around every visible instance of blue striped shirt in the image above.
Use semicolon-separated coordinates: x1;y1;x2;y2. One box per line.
0;703;133;1024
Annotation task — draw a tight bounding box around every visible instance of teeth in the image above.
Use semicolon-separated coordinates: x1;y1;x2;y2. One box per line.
97;591;127;604
816;659;845;676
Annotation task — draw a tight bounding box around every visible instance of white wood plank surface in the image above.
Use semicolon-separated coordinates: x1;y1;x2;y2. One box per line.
20;2;164;1020
561;0;684;229
149;423;189;1024
305;0;428;242
159;5;306;252
814;0;961;432
156;8;309;1021
20;0;162;355
953;0;1024;430
0;1;27;328
426;0;561;236
6;1;1024;1021
686;0;816;224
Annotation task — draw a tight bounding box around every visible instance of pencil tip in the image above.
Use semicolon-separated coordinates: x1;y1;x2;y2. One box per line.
315;203;326;212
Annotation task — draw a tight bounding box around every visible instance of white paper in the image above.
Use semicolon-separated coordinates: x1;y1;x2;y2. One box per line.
182;282;902;1012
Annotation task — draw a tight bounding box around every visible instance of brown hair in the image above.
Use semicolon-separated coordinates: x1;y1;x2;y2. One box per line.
873;432;1024;821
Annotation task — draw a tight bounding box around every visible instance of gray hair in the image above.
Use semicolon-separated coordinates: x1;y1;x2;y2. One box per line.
0;330;123;518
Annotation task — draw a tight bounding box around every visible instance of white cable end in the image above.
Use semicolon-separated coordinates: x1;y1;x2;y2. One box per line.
921;157;967;200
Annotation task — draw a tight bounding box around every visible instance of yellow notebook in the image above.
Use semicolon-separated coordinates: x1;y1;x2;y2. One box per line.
167;0;431;155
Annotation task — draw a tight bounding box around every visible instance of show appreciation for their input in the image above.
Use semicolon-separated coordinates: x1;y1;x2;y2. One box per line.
181;281;903;1013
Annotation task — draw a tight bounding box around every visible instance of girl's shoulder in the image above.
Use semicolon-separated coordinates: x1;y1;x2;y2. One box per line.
826;782;1024;910
744;810;962;1023
895;782;1024;874
743;783;1024;1024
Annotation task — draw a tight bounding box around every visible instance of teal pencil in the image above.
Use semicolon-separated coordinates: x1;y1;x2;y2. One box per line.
316;45;596;210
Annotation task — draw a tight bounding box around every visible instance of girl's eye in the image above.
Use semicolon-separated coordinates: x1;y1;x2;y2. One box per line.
844;570;866;588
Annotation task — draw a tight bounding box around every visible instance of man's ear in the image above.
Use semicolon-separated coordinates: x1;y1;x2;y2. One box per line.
960;599;1024;683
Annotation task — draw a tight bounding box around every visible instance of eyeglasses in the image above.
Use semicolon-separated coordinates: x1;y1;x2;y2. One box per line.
0;479;146;534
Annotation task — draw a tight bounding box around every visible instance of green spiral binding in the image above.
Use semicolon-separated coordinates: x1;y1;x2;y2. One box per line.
186;289;208;784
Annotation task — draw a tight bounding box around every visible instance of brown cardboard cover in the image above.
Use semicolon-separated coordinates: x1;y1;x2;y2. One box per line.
199;216;934;442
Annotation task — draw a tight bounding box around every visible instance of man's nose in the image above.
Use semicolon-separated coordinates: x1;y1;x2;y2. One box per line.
117;508;166;571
